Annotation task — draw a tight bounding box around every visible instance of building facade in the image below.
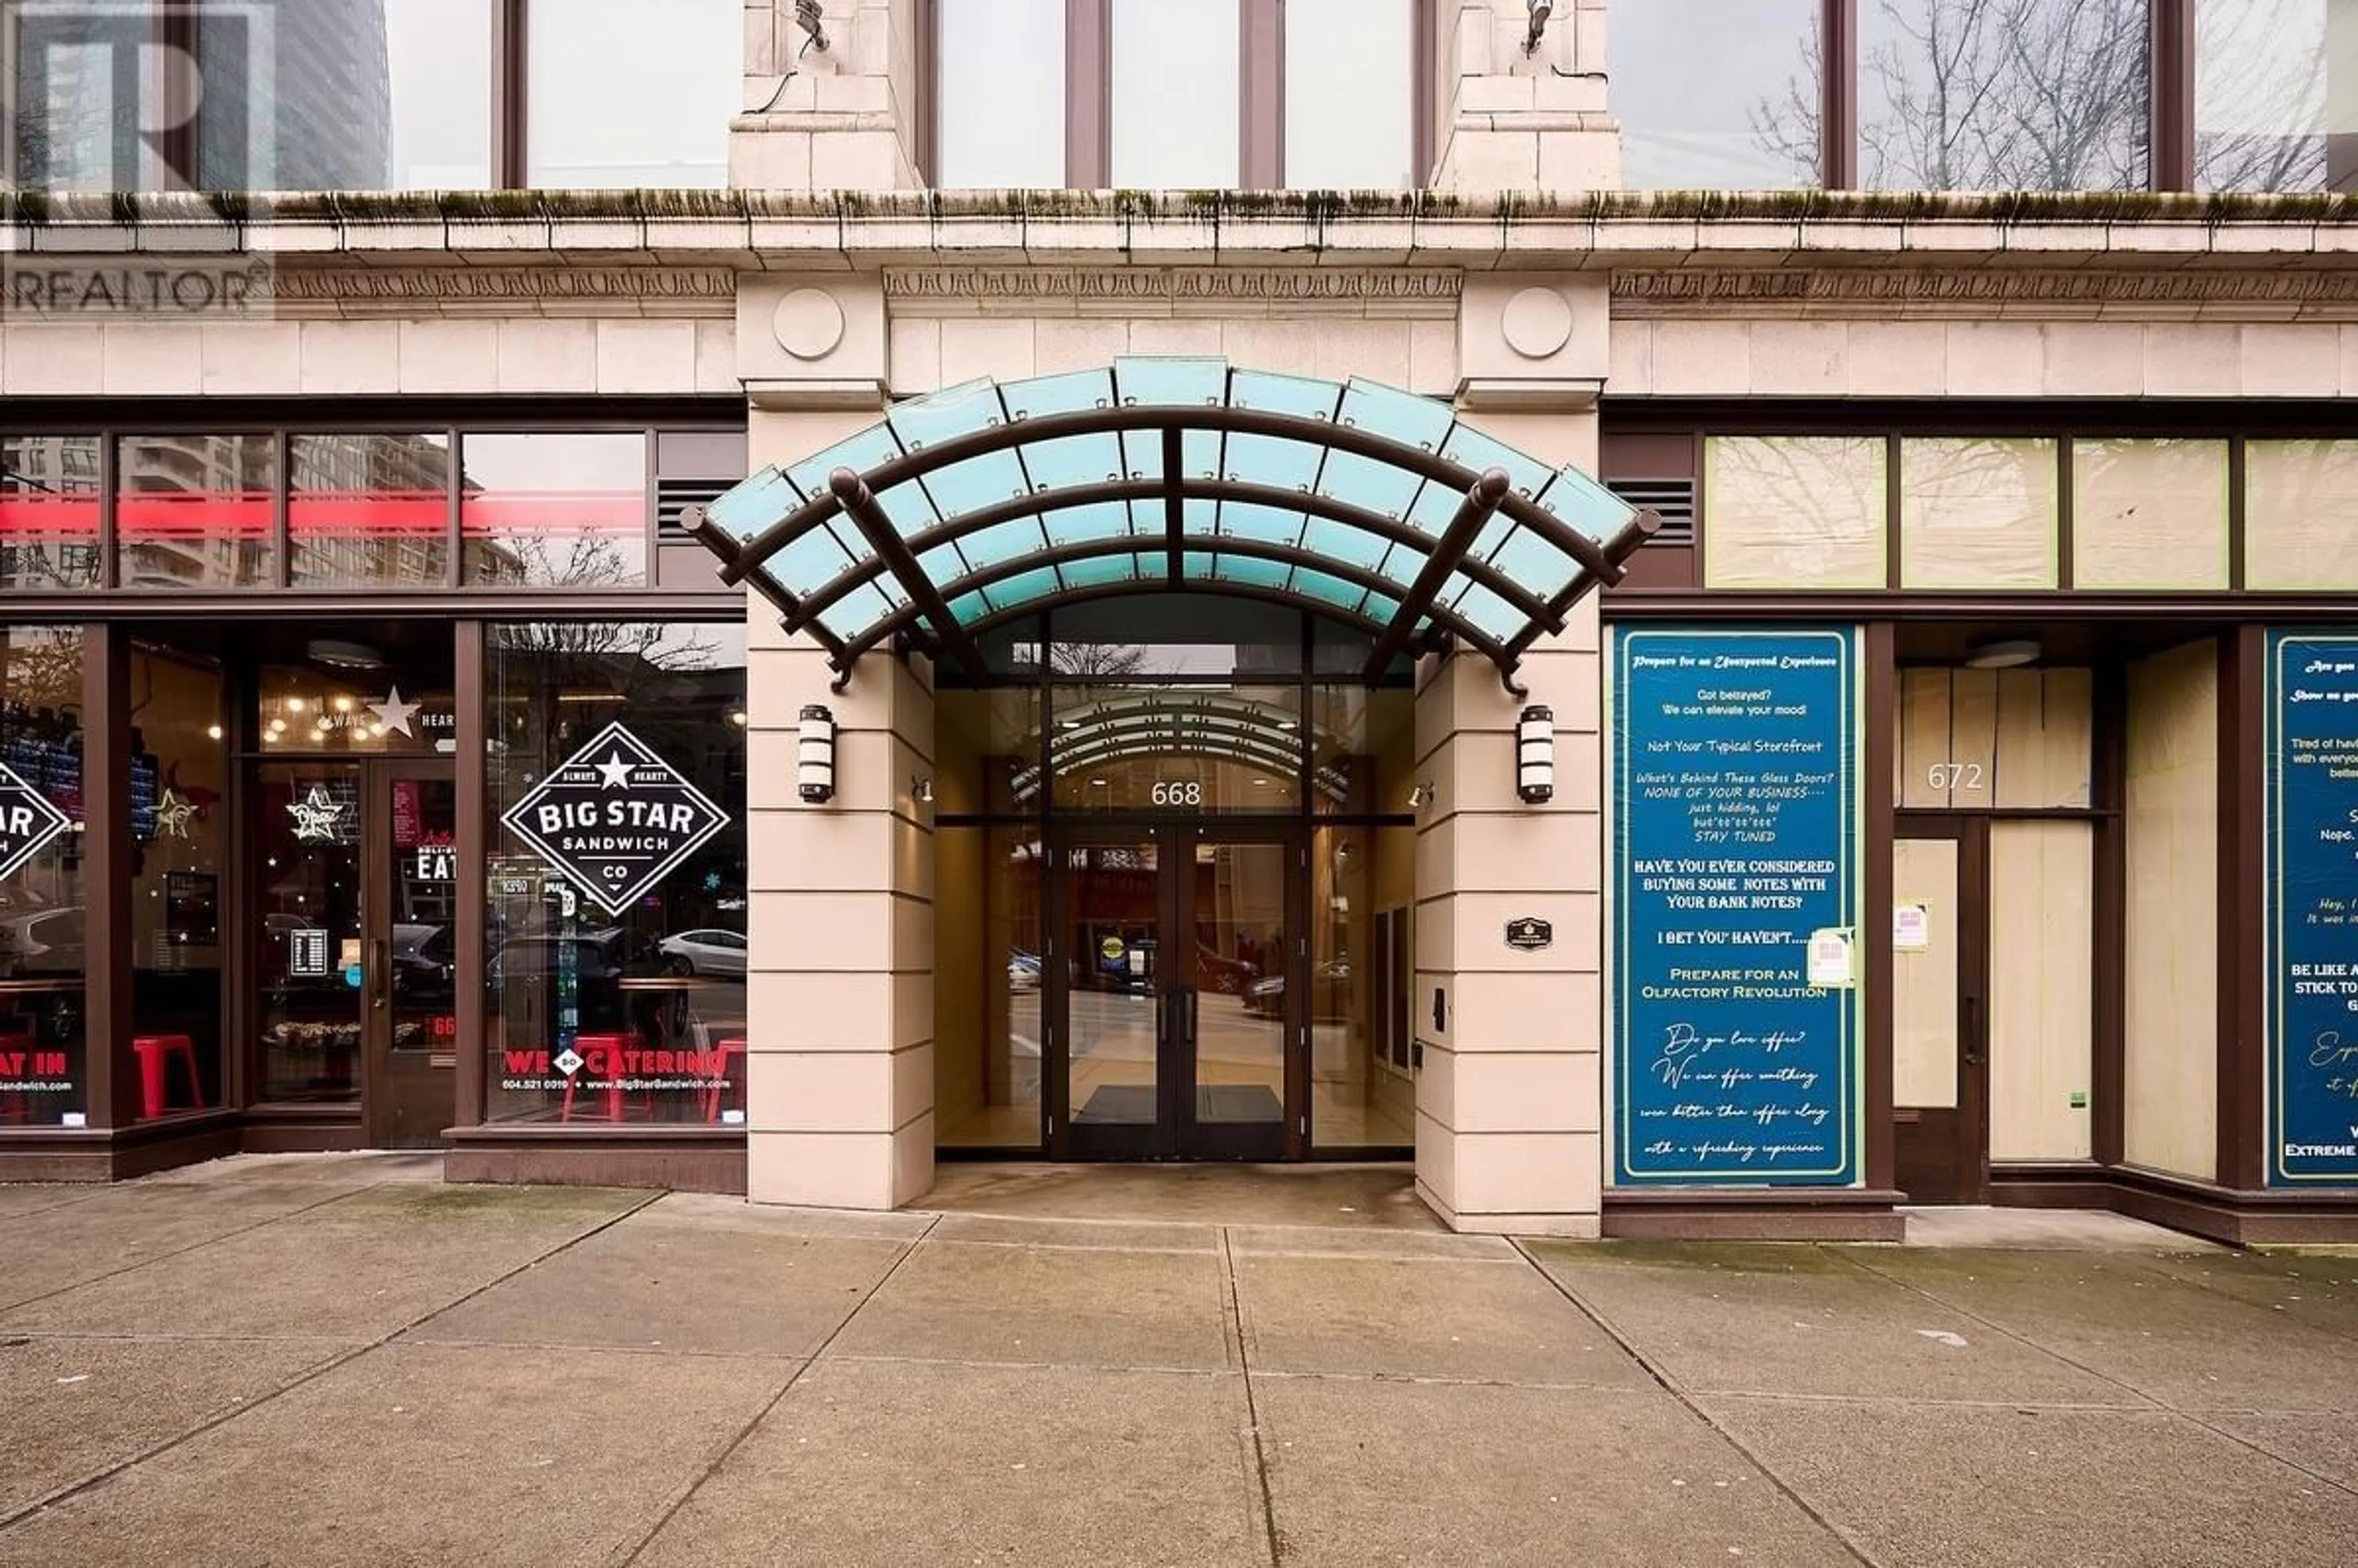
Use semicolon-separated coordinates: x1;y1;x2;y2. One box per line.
1;0;2354;1243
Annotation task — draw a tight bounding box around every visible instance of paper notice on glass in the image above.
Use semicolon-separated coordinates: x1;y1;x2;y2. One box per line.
1807;928;1856;989
1894;903;1931;952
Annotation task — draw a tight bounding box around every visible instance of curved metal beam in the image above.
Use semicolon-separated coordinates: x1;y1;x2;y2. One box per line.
956;580;1396;650
777;476;1558;642
1363;469;1511;681
851;533;1510;671
722;405;1624;588
828;469;987;680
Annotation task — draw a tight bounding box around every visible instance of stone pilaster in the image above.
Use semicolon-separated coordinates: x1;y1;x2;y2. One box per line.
1431;0;1617;193
742;629;938;1209
734;0;923;190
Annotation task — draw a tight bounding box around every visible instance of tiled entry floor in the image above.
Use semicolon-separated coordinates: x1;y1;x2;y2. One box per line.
0;1155;2353;1566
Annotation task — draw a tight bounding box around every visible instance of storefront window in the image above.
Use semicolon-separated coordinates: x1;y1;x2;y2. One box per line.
484;623;747;1127
525;0;736;187
935;826;1045;1149
1310;825;1414;1150
130;646;225;1119
937;688;1042;816
461;433;649;589
0;627;88;1128
117;436;278;591
290;434;454;588
1310;686;1414;815
256;662;456;757
0;437;103;589
1703;436;1888;590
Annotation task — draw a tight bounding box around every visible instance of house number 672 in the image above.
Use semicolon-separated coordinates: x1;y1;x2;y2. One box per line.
1926;762;1984;791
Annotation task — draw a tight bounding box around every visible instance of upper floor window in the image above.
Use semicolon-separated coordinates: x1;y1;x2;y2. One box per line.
931;0;1426;189
1616;0;2351;193
6;0;736;193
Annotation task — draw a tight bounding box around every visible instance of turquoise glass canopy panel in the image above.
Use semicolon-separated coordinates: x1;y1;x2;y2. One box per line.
694;358;1640;666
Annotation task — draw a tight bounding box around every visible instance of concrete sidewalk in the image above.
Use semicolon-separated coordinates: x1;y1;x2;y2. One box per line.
0;1157;2353;1567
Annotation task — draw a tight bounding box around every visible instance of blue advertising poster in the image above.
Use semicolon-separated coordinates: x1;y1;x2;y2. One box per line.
1611;627;1861;1187
2265;632;2358;1186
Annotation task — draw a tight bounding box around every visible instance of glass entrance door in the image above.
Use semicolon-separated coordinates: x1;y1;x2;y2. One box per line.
1052;825;1299;1160
252;759;456;1147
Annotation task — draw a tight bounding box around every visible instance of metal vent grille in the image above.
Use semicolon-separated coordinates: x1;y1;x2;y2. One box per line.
657;476;734;541
1605;478;1697;547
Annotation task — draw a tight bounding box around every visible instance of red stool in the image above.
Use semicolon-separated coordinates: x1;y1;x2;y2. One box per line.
559;1033;639;1124
130;1034;204;1119
704;1037;746;1124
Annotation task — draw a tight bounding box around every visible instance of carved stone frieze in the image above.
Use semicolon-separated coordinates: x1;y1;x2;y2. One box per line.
265;266;738;312
1613;267;2358;316
881;268;1463;306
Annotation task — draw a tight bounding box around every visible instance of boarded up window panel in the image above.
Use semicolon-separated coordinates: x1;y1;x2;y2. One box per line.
2246;440;2358;590
1893;836;1961;1109
1895;667;2092;809
1900;438;2059;589
1987;820;2095;1162
1702;436;1886;589
2071;438;2230;590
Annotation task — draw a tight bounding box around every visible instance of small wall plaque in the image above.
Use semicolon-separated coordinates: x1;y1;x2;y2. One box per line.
1504;916;1553;952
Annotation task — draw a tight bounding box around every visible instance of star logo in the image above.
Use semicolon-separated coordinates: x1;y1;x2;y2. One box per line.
594;751;635;791
500;722;731;916
368;686;419;739
153;790;198;840
287;785;344;842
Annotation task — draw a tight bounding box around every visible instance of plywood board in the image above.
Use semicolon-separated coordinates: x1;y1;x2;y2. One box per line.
1893;837;1961;1110
1988;821;2095;1161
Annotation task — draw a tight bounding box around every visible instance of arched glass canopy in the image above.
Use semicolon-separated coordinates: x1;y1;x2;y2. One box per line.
1013;691;1353;805
685;359;1658;688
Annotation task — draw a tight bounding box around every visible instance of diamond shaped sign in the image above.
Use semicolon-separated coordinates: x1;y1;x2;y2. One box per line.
0;761;72;882
500;722;731;916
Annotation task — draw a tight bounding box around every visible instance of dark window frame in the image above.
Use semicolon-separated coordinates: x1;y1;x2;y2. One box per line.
920;0;1436;188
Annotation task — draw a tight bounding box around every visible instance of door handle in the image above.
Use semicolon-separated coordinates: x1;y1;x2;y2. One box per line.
370;938;389;1011
1961;995;1984;1066
1178;987;1196;1044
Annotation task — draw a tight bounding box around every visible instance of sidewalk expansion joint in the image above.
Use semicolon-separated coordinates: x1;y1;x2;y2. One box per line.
1509;1237;1893;1568
610;1209;943;1568
0;1185;669;1536
1220;1227;1286;1568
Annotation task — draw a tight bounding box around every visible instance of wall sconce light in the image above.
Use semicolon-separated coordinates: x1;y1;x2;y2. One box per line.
911;776;936;805
1517;704;1555;804
1523;0;1552;56
1407;781;1436;810
798;704;836;804
795;0;830;54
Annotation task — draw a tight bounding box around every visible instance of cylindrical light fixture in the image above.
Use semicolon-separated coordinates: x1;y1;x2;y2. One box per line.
798;704;836;803
1517;704;1555;804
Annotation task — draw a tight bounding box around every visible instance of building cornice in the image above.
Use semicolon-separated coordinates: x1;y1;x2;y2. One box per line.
1612;266;2358;317
880;267;1462;312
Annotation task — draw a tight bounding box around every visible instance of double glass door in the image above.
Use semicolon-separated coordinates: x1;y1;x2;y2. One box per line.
1051;825;1301;1160
254;760;458;1147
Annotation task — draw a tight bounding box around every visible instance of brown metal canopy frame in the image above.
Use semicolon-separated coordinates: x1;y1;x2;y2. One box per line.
682;404;1660;694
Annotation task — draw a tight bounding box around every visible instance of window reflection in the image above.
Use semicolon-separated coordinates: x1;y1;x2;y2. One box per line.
130;645;225;1120
1310;825;1415;1149
1284;0;1415;188
461;433;649;588
526;0;737;188
938;0;1067;186
1859;0;2149;190
118;436;279;591
8;6;152;190
290;434;454;588
0;627;87;1130
485;622;747;1127
1046;687;1305;813
1616;0;1823;188
935;827;1045;1148
2197;0;2358;192
1111;0;1240;186
0;437;103;590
